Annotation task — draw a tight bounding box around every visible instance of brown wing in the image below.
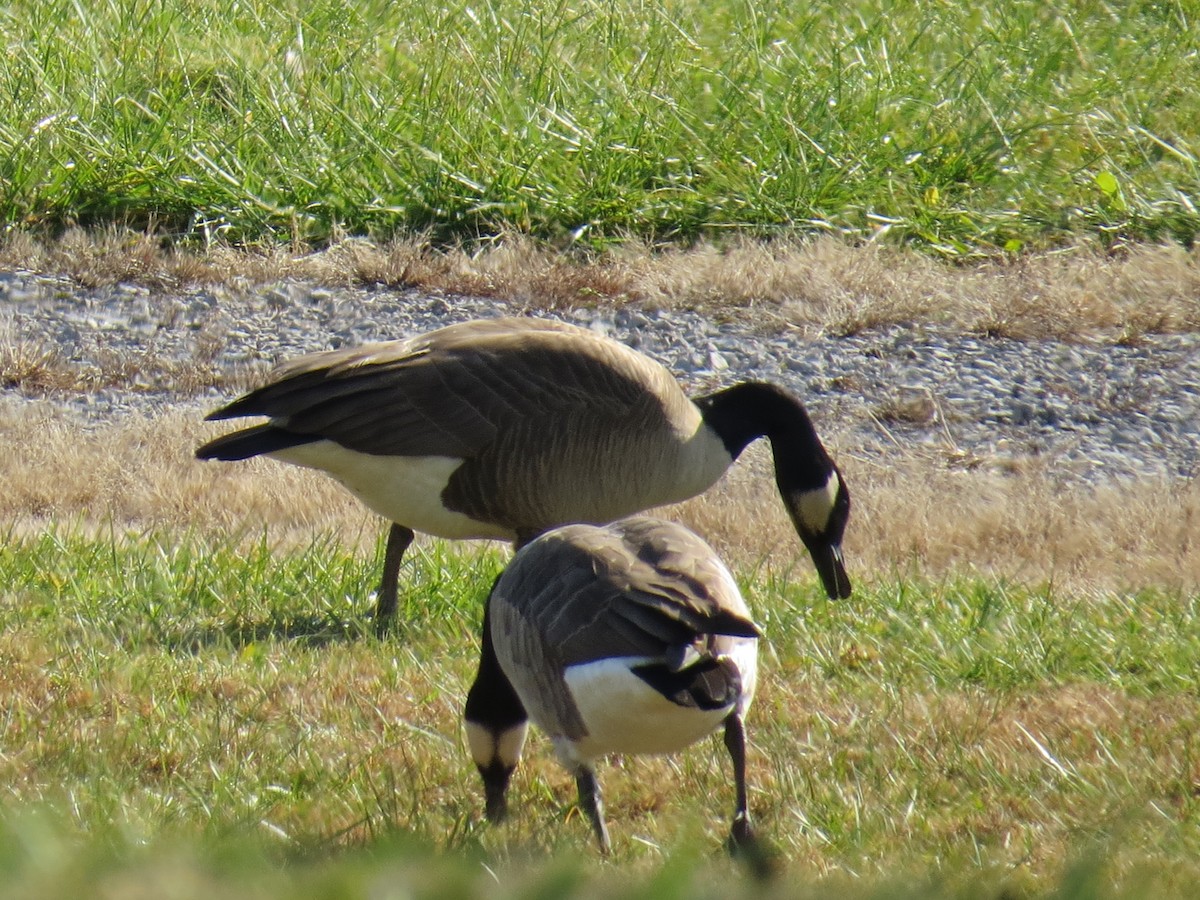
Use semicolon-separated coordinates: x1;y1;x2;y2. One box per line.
205;318;682;461
490;518;760;738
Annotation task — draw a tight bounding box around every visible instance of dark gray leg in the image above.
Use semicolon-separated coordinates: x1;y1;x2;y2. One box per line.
724;713;752;843
575;768;611;854
724;714;775;878
374;523;414;632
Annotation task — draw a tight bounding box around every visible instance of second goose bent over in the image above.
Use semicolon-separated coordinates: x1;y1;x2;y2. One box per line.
464;516;767;866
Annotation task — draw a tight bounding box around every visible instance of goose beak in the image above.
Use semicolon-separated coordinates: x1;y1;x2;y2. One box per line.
478;760;515;823
810;540;852;600
484;770;512;823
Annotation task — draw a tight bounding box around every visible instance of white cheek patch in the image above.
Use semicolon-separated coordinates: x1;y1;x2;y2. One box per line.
795;471;840;534
496;722;529;769
465;720;495;768
465;720;528;769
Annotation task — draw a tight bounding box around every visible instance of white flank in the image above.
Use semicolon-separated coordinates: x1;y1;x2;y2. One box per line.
268;441;514;540
796;470;841;534
465;720;528;769
557;655;747;766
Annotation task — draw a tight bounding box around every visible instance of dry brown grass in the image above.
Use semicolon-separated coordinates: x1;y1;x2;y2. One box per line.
672;439;1200;594
0;402;365;545
0;328;233;400
3;405;1194;595
0;334;83;393
5;229;1200;338
4;227;1195;589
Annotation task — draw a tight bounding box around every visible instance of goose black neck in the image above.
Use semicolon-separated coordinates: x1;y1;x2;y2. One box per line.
694;382;832;466
464;604;526;733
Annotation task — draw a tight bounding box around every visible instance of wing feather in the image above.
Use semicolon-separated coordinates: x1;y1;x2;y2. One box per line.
497;520;760;670
202;318;675;461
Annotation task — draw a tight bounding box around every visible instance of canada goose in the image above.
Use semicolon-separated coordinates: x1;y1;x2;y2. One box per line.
195;317;850;629
463;516;767;866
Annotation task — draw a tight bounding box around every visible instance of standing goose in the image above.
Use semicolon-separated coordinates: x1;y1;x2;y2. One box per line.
463;516;767;867
195;317;851;629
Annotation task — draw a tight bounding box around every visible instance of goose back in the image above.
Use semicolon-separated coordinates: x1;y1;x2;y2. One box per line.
488;517;759;759
202;318;733;535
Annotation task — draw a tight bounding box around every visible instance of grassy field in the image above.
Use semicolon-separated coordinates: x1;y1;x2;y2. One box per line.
0;406;1196;897
1;524;1197;898
0;365;1196;898
3;0;1200;895
2;0;1199;252
5;327;1196;899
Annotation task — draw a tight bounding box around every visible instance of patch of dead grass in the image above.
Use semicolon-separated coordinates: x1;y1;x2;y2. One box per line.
0;335;85;392
2;405;1195;595
0;323;233;398
0;403;368;546
4;229;1200;339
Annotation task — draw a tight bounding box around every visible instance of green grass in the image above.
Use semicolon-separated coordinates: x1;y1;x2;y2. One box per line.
1;525;1197;897
1;0;1198;252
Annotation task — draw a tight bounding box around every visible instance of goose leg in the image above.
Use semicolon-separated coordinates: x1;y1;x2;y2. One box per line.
575;768;611;854
723;713;774;878
374;523;414;632
723;713;752;844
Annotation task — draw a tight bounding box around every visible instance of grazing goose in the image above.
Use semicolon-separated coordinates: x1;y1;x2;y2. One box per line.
463;517;767;866
195;317;851;629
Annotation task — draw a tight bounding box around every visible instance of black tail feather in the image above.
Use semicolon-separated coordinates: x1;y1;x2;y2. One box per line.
195;424;319;461
632;657;742;710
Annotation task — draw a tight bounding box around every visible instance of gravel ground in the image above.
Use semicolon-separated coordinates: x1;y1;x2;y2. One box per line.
3;270;1198;485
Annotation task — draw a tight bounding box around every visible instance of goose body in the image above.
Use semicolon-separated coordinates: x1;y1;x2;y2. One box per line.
464;517;765;864
195;317;851;627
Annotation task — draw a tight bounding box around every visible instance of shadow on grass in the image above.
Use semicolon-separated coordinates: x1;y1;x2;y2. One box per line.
168;614;377;653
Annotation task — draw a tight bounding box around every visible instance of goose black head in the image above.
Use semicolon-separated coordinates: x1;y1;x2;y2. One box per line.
694;382;852;599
